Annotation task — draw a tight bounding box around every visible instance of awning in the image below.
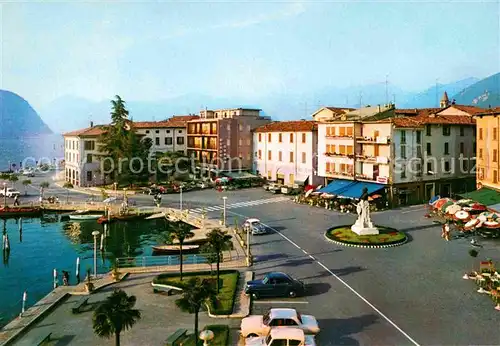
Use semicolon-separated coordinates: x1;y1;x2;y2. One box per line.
222;171;259;180
459;187;500;206
319;180;385;199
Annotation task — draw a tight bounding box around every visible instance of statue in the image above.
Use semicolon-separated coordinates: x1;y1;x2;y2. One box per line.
351;187;379;235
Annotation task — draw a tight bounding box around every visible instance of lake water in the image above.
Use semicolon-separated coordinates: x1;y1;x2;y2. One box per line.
0;216;167;326
0;134;63;170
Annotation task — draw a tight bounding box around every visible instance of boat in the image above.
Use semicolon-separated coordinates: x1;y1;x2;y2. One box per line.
0;207;42;218
69;211;104;220
152;244;200;255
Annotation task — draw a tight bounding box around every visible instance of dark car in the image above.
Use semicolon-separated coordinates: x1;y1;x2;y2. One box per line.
245;272;305;299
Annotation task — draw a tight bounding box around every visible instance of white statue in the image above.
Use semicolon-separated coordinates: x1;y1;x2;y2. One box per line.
351;188;379;235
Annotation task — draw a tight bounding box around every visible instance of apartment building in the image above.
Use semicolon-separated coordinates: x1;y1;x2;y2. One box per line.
253;120;320;186
186;108;271;171
311;107;354;121
476;107;500;192
134;115;199;154
63;122;106;187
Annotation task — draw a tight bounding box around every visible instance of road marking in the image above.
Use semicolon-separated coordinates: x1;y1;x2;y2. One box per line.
226;209;420;346
253;300;309;304
302;249;308;254
189;197;289;214
308;255;315;261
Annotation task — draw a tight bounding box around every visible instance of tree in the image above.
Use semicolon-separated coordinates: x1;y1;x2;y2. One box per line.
92;289;141;346
175;278;216;346
63;182;73;203
205;228;232;293
200;244;219;277
22;179;32;196
40;181;50;198
161;220;194;281
0;173;9;181
9;174;18;188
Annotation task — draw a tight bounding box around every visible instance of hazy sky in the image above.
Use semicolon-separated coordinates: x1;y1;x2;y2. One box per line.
1;0;499;109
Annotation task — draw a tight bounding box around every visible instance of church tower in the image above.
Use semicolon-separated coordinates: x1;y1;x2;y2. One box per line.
440;91;450;108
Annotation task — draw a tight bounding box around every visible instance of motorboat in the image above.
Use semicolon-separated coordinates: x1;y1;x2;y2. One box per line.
152;244;200;255
69;211;104;221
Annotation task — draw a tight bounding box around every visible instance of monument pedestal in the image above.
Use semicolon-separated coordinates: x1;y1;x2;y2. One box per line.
351;224;379;235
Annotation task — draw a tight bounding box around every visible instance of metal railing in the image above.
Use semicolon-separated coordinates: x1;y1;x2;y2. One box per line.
115;253;240;268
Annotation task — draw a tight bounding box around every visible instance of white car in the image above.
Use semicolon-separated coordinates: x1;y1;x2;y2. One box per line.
244;218;268;235
241;308;320;338
0;188;20;198
246;328;316;346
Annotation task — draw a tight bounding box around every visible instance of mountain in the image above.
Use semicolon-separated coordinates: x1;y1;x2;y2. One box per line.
0;90;53;138
452;73;500;108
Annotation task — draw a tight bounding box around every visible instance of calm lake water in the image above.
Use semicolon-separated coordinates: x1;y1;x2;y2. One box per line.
0;134;63;170
0;216;166;326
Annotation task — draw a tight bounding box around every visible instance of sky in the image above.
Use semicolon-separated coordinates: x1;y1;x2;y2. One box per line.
1;0;499;110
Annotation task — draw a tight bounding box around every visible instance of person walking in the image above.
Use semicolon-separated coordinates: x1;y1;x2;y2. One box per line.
444;222;451;241
13;195;20;207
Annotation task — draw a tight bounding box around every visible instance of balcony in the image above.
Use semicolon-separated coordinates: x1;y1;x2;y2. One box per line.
356;136;391;144
355;173;376;181
325;171;355;179
325;135;354;140
356;155;390;164
324;152;355;159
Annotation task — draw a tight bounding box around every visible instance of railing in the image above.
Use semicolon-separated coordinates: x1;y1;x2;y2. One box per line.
116;252;241;268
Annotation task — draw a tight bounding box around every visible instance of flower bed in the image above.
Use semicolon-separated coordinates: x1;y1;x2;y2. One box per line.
325;225;407;247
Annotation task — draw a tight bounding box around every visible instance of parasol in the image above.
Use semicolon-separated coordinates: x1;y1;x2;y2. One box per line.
440;200;455;213
454;210;470;221
463;218;480;231
321;193;334;199
464;202;487;212
446;204;462;215
483;220;500;229
434;198;453;210
478;212;499;222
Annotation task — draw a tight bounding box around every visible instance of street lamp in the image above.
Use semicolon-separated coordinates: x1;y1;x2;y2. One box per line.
113;182;117;198
3;182;6;207
180;184;183;211
222;196;227;227
92;230;100;278
199;330;214;346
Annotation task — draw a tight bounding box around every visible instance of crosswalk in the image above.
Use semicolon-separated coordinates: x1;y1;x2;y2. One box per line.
189;196;289;214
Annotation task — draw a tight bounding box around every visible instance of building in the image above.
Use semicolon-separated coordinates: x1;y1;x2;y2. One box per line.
134;115;199;154
186;108;271;171
475;107;500;191
63;122;107;187
311;107;354;121
253;120;320;186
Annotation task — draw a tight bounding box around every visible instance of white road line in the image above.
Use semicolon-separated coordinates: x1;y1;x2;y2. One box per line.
189;197;289;214
308;255;315;261
226;209;420;346
302;249;308;254
254;301;309;304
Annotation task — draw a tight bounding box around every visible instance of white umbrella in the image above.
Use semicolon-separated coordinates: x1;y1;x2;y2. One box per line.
445;204;462;215
103;197;117;203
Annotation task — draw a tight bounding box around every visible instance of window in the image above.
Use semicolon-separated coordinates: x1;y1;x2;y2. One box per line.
416;131;421;144
166;130;171;134
479;148;483;159
146;130;150;134
178;130;182;134
302;152;306;163
479;128;483;140
155;130;159;134
339;127;346;137
258;133;262;142
289;340;302;346
268;171;272;179
165;137;172;145
258;150;262;159
268;151;272;160
426;143;431;155
400;145;406;159
347;146;354;155
347;127;353;137
177;137;184;145
443;125;451;136
302;133;306;143
155;137;160;145
290;133;294;143
289;152;294;163
444;142;449;155
479;168;485;179
278;151;282;161
86;171;92;182
460;142;464;155
494;149;498;163
426;125;431;136
268;133;272;142
239;124;243;131
494;128;498;141
86;154;92;163
339;145;346;155
494;170;498;184
401;169;406;179
326;126;336;136
427;162;433;174
462;159;469;172
460;126;465;136
278;133;282;143
84;141;95;150
401;130;406;144
444;161;451;173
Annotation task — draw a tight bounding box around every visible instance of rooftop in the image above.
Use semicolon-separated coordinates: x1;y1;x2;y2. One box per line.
253;120;317;133
133;115;199;128
63;125;107;137
475;107;500;117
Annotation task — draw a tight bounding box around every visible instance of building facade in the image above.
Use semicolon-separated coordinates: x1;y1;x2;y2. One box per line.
476;107;500;191
253;120;320;186
186;108;271;171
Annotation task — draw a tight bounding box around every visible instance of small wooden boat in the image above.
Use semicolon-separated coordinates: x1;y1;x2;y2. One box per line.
69;211;103;221
152;244;200;255
0;207;42;218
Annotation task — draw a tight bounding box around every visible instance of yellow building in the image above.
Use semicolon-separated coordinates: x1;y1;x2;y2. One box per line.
476;107;500;191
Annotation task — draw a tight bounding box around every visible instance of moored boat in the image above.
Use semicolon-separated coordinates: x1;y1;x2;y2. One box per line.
0;206;42;218
69;212;104;221
152;244;200;255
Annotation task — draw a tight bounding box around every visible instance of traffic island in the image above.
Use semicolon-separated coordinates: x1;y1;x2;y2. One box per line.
325;225;407;248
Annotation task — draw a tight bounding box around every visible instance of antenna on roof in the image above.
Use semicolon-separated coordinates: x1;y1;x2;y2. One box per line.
385;74;389;105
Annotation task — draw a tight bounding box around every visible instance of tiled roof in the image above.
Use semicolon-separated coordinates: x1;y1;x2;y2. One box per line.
63;125;108;137
133;115;199;128
395;108;441;117
476;107;500;116
395;106;477;125
392;118;423;128
253;120;318;132
448;105;486;115
325;107;355;115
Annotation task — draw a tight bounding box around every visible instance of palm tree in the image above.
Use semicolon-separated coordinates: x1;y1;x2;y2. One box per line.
40;181;50;198
175;278;216;345
21;179;31;196
92;289;141;346
205;228;232;293
162;220;194;281
9;174;18;188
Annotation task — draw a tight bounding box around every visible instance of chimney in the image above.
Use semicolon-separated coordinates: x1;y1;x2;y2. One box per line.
377;105;381;113
90;121;94;127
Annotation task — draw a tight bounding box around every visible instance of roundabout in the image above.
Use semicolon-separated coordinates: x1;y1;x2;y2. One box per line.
325;225;408;248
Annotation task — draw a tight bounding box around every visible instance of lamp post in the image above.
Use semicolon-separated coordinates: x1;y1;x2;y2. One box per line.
180;185;183;211
246;223;251;266
222;196;227;227
92;231;100;278
199;330;214;346
113;182;117;198
3;182;6;207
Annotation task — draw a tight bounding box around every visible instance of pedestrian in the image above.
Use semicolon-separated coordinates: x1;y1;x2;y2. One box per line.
444;222;450;241
62;271;69;286
13;195;19;206
39;196;43;205
441;224;446;238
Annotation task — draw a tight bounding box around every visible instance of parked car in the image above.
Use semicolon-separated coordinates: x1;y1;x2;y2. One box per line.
22;170;35;177
243;218;268;235
241;308;320;338
245;328;316;346
245;272;306;299
0;188;21;198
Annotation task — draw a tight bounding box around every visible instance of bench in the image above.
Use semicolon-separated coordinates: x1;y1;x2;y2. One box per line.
165;328;187;346
36;332;52;345
72;297;89;314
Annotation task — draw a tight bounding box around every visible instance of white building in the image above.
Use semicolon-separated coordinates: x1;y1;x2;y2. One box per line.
253;120;320;186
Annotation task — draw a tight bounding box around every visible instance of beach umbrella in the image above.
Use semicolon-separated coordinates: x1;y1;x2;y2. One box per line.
321;193;334;199
456;199;473;206
429;195;440;205
434;198;452;210
446;204;462;215
478;212;499;222
470;203;487;212
103;197;117;203
483;220;500;229
440;200;455;213
463;218;480;231
454;210;471;222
